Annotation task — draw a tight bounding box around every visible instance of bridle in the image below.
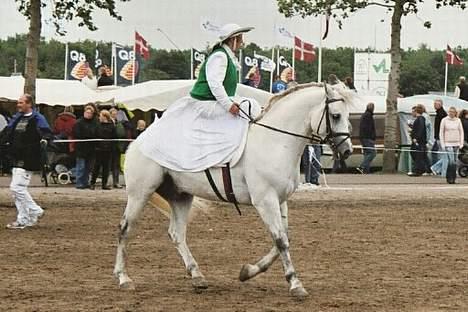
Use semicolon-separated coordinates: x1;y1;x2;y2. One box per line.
318;83;352;151
237;83;351;152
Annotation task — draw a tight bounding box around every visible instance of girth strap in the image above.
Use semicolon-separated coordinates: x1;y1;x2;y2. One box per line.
204;164;242;215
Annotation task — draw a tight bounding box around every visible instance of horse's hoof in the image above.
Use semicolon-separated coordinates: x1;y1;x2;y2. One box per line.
192;276;208;290
239;264;255;282
290;286;309;300
119;280;136;290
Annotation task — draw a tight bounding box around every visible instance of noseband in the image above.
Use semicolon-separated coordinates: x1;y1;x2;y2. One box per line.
237;83;351;152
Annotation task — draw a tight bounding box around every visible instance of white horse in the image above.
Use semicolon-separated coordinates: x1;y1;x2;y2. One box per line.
113;82;355;299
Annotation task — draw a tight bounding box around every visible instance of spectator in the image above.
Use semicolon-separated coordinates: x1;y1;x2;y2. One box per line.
81;68;98;90
454;76;468;101
135;119;146;138
432;99;447;165
285;68;298;89
344;76;356;91
408;105;427;177
301;144;321;186
90;110;116;190
0;107;10;132
357;102;376;174
328;74;340;85
0;107;12;175
110;108;126;188
272;74;287;94
97;65;114;87
53;106;77;153
460;109;468;143
242;72;257;88
73;104;98;189
439;107;464;184
418;104;434;175
4;94;51;229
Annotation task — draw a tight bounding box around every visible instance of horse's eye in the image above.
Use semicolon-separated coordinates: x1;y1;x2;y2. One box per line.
332;113;341;120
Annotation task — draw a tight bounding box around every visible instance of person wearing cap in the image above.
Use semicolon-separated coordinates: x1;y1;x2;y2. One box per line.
3;94;51;229
138;24;261;172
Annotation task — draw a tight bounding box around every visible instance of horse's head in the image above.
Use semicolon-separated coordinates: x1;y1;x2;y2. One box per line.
311;83;354;160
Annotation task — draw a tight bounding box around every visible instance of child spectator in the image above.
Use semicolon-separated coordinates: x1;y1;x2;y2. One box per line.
90;110;116;190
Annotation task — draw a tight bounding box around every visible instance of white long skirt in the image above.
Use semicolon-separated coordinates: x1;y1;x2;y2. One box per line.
137;96;260;172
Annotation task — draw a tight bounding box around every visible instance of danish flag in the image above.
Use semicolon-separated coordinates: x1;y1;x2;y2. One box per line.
135;31;150;60
446;45;463;66
294;36;316;63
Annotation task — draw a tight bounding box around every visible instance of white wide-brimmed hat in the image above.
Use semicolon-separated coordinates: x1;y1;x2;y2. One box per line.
213;23;254;47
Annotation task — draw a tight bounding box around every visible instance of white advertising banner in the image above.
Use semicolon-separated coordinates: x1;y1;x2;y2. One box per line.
354;52;391;96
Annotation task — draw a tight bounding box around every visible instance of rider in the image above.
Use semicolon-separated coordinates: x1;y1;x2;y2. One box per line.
138;24;260;172
190;23;253;116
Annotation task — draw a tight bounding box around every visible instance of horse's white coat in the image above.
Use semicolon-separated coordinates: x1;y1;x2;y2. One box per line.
113;84;355;298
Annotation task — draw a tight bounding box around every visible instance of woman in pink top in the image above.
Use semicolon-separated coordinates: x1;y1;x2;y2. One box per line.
439;106;464;184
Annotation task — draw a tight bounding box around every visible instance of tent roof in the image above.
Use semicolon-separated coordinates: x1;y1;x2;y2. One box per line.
0;76;99;106
397;94;468;114
0;76;273;111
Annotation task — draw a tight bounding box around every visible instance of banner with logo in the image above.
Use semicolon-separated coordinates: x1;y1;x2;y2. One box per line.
241;54;262;88
191;48;206;80
354;52;391;96
115;46;140;86
65;46;89;80
94;47;103;69
277;52;293;77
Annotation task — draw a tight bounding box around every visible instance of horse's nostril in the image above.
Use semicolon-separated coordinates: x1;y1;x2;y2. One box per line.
342;150;351;159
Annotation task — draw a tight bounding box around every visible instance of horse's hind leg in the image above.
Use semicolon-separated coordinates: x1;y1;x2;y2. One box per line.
168;194;208;290
239;202;288;281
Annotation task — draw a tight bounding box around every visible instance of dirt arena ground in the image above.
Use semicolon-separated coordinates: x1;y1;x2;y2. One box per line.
0;174;467;312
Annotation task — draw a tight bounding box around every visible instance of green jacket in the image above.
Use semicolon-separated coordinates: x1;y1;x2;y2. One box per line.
190;46;238;101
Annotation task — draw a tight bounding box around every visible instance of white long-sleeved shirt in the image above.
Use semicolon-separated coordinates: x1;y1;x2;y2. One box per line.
439;116;464;148
205;44;240;111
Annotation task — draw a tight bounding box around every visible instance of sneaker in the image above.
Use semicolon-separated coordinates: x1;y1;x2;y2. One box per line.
30;210;44;223
6;221;30;229
113;184;123;189
356;167;364;174
102;185;112;190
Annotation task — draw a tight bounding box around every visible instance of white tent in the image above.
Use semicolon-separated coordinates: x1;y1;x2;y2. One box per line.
96;80;273;111
0;76;273;111
0;76;99;105
397;94;468;114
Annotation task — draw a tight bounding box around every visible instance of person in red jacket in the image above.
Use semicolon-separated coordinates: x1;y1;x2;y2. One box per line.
53;106;77;153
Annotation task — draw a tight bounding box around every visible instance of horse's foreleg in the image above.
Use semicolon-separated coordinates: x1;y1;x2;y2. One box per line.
168;195;208;290
239;202;289;282
253;196;308;299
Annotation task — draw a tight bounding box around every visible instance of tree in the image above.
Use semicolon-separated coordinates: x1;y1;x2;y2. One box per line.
16;0;130;100
277;0;466;172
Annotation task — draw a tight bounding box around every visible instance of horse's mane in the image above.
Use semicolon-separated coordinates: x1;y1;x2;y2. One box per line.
256;82;324;120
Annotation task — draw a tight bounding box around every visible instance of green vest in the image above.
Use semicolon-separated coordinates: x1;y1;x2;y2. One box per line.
190;47;238;101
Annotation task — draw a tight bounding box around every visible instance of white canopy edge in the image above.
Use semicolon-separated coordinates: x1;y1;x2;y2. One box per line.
0;76;273;112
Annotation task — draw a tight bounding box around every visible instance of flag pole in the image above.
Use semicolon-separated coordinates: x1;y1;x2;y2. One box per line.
64;43;68;80
238;49;243;83
270;48;275;93
112;43;117;86
190;48;194;80
318;14;323;82
291;39;295;80
276;47;280;77
132;31;136;86
444;61;448;96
